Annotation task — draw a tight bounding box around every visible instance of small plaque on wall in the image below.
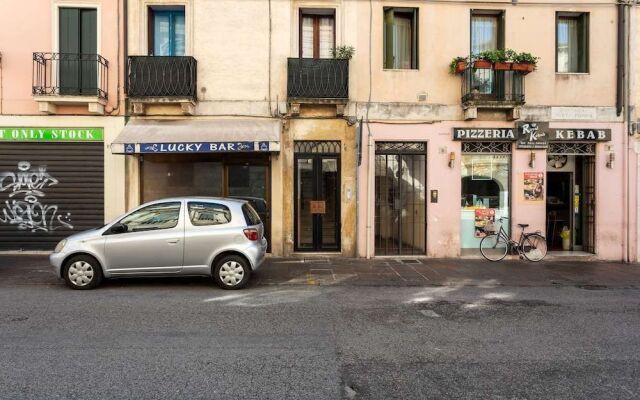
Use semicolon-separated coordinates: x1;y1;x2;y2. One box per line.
310;201;326;214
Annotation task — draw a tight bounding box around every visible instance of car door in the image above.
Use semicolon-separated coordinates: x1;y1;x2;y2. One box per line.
183;201;236;270
103;201;184;274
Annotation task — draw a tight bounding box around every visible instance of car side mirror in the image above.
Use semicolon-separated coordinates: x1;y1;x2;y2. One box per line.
109;223;128;234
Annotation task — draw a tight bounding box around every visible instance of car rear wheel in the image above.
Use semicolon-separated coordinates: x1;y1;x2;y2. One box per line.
213;255;251;290
63;255;103;290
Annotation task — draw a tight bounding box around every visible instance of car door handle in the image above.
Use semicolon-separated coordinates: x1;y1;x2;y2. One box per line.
167;239;180;244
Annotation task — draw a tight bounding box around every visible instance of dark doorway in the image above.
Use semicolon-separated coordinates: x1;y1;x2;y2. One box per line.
546;172;572;250
294;152;340;252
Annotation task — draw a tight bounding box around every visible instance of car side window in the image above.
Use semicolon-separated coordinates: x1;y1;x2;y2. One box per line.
119;202;181;232
188;202;231;226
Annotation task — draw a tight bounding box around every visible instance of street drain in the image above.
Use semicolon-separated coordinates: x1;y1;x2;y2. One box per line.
398;259;422;264
576;284;608;290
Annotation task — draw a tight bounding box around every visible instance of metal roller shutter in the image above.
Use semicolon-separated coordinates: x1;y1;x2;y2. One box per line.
0;142;104;250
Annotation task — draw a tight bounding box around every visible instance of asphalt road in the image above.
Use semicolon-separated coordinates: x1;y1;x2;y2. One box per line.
1;270;639;399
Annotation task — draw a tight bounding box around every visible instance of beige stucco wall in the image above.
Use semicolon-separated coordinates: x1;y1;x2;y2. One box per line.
281;116;357;256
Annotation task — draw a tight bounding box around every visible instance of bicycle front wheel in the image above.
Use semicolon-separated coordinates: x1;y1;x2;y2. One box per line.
480;234;509;262
522;233;548;262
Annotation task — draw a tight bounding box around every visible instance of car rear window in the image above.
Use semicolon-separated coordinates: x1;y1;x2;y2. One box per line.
242;203;261;226
188;202;231;226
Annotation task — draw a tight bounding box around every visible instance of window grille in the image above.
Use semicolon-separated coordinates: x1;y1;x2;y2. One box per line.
294;141;341;154
548;143;595;155
461;142;512;154
375;142;425;154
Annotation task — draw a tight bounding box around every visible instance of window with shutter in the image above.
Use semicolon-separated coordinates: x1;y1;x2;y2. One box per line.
299;10;335;59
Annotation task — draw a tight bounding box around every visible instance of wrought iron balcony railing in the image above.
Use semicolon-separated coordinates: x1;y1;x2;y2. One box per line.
461;68;525;105
32;52;108;99
287;58;349;100
127;56;197;100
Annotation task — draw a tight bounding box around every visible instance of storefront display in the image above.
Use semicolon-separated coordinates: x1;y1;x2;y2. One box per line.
461;152;511;249
523;172;545;201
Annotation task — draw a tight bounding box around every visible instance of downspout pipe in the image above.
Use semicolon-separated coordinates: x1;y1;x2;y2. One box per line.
617;3;624;117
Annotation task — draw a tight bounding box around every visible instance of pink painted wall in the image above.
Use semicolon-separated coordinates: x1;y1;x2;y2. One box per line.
0;0;123;115
357;122;635;261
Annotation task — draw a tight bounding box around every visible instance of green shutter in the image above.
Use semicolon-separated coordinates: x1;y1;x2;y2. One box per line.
411;8;418;69
59;8;97;95
80;9;98;95
384;8;395;69
59;8;80;94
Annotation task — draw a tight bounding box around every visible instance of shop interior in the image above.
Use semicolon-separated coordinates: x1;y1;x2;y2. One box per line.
545;154;595;253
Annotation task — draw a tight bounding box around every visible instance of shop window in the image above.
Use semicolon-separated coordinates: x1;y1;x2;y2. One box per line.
188;202;231;226
120;202;181;232
300;9;335;59
383;7;418;69
556;12;589;73
460;152;511;249
148;6;185;56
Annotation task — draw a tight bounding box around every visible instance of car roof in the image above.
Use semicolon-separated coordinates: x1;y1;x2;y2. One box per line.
146;196;247;205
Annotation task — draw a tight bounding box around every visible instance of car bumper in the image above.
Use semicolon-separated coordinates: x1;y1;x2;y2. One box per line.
49;251;66;277
246;238;267;270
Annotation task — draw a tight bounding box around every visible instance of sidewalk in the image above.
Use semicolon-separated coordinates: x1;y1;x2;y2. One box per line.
2;253;640;288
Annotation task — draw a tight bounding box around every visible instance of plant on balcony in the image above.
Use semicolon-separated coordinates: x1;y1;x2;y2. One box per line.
449;56;468;75
331;45;355;60
512;52;539;74
472;51;493;69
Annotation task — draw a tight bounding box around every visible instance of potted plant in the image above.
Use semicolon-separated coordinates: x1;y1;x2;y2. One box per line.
512;52;539;74
473;51;493;69
493;49;516;71
449;56;468;75
331;45;355;60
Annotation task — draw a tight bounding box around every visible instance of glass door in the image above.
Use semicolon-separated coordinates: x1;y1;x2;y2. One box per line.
295;155;340;251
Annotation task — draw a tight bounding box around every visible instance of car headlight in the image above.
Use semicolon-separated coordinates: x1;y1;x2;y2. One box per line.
54;239;67;253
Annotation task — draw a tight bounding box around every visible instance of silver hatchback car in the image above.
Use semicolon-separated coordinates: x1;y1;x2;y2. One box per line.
50;197;267;290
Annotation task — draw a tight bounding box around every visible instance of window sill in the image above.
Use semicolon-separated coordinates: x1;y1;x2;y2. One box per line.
555;72;590;76
383;68;420;72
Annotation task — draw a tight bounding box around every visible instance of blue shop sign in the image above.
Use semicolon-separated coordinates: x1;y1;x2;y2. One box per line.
140;142;266;153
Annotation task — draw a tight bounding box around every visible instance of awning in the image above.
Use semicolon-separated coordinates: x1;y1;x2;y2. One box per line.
111;119;281;154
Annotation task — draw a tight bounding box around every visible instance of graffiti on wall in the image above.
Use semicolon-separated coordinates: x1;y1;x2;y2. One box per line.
0;161;73;232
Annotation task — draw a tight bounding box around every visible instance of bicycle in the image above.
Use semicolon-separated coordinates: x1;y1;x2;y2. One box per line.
479;217;548;262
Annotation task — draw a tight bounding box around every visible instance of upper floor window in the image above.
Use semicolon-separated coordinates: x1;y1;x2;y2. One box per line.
149;7;185;56
383;7;418;69
556;12;589;73
299;9;335;59
59;7;97;95
470;10;504;54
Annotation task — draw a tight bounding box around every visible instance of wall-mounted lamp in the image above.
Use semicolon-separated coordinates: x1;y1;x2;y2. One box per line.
529;151;536;168
607;152;615;169
448;152;456;168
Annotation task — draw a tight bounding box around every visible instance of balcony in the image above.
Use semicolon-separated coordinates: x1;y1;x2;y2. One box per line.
461;67;526;120
287;58;348;115
127;56;197;115
32;52;108;114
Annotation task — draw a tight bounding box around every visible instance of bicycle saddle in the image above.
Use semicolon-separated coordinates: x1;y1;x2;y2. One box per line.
518;224;529;228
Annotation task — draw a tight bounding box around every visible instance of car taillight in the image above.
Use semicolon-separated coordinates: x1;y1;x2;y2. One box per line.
243;228;259;241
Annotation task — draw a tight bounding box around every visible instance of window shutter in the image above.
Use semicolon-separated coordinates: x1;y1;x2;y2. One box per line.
59;8;80;94
411;8;418;69
383;8;395;68
80;9;97;95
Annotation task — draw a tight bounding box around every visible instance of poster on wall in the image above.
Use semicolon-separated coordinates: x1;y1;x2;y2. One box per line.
523;172;545;201
474;209;496;238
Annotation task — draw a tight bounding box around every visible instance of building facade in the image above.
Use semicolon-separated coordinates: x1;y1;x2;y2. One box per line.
0;0;636;261
353;0;637;261
0;0;126;250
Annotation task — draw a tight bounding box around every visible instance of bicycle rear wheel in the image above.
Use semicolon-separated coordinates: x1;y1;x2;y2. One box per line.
480;234;509;262
522;233;548;262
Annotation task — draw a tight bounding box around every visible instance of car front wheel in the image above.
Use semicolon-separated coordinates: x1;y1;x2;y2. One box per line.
63;255;103;290
213;255;251;290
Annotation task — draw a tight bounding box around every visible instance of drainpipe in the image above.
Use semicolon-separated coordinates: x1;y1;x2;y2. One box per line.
624;2;632;262
617;4;624;117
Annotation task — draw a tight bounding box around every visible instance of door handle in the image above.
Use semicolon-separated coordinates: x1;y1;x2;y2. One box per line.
167;239;180;244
